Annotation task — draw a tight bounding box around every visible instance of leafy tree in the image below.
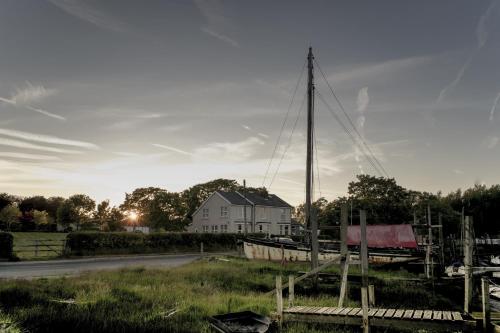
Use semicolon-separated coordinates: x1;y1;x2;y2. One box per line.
0;193;15;211
348;175;412;224
95;200;111;226
106;207;125;231
57;194;96;230
19;196;49;214
144;191;187;231
33;210;51;226
120;187;166;224
0;204;21;231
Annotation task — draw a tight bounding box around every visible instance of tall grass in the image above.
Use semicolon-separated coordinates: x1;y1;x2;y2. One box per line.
0;257;464;332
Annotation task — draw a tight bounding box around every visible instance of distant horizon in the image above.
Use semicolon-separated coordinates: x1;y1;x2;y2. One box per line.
1;1;500;207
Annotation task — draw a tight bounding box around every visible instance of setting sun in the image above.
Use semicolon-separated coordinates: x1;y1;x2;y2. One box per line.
127;211;138;222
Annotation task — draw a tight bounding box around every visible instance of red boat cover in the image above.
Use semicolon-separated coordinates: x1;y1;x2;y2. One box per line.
347;224;417;249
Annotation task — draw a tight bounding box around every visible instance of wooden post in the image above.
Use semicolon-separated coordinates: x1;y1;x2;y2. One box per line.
200;242;204;255
464;216;473;313
368;284;375;307
338;204;349;307
276;276;283;323
482;277;490;333
426;205;433;279
360;210;370;333
35;239;39;257
288;275;294;308
438;214;445;269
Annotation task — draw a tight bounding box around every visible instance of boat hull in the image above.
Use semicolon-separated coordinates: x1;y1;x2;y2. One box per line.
244;240;420;265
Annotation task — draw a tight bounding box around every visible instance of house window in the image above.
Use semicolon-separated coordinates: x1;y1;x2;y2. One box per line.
280;225;283;235
285;225;289;236
259;208;266;220
202;208;209;219
221;224;227;233
211;225;218;233
203;225;209;233
280;209;286;221
237;224;242;233
258;224;263;233
221;206;228;217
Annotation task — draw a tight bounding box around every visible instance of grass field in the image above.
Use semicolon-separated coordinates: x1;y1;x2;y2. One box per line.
0;256;466;333
12;232;67;260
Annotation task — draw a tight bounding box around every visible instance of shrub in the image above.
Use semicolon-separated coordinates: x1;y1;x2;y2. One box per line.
66;232;263;256
0;232;13;259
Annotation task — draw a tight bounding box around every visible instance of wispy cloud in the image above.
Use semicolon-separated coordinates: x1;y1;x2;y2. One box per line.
0;82;65;121
195;0;239;47
489;90;500;122
242;125;251;131
48;0;127;32
354;87;369;174
0;152;62;161
0;138;82;154
0;128;99;149
152;143;193;156
194;136;265;162
437;0;497;102
483;136;499;149
258;133;269;139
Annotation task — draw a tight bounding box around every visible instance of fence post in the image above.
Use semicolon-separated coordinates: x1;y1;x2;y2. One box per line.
338;204;349;307
35;239;39;257
288;275;294;308
276;276;283;325
368;284;375;307
482;277;490;333
200;242;204;256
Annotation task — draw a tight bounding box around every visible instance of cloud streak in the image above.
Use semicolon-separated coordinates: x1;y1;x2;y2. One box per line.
152;143;193;156
437;0;497;102
0;152;62;161
0;138;82;154
0;82;65;121
195;0;239;47
489;90;500;122
0;128;99;149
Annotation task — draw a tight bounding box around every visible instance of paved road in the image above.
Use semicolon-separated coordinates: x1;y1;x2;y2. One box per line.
0;254;201;279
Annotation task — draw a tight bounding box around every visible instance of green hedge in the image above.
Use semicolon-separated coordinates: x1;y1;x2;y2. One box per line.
0;232;13;259
66;232;263;256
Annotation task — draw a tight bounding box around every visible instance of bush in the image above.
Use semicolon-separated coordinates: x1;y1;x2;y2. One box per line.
0;232;13;259
66;232;263;256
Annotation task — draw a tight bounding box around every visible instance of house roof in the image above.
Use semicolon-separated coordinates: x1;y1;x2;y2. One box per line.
216;190;292;208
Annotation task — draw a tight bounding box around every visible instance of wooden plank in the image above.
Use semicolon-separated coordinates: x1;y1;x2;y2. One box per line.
339;307;352;315
422;310;433;320
442;311;452;321
384;309;396;318
393;309;405;318
403;310;414;319
331;307;345;315
433;311;442;320
316;307;331;314
374;309;387;318
413;310;423;319
347;308;360;316
368;309;378;316
324;307;340;315
451;312;463;321
299;306;313;313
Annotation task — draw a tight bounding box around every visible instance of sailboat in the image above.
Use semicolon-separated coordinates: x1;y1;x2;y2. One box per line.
244;48;422;265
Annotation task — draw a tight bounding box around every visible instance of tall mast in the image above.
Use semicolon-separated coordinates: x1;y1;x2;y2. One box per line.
305;47;319;271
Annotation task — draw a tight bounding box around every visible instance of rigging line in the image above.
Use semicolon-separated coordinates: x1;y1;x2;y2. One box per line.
268;92;307;190
317;90;383;177
262;59;307;187
316;90;384;177
313;122;322;200
314;59;390;178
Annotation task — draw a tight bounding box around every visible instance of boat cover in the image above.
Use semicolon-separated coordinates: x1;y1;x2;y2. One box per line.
347;224;417;249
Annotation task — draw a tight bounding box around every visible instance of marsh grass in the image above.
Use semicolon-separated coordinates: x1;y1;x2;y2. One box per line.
0;257;464;332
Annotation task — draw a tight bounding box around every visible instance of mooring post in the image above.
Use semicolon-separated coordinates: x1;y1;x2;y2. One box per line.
464;216;473;313
438;213;445;270
338;204;349;307
481;277;490;333
200;242;204;256
276;276;283;324
425;204;433;279
360;210;370;333
288;275;294;308
368;284;375;307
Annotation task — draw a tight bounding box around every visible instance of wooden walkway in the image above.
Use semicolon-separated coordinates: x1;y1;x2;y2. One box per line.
283;306;476;331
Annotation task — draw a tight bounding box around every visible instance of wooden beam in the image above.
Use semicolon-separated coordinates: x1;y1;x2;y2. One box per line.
464;216;473;313
368;284;375;307
288;275;295;308
276;276;283;323
482;277;490;333
338;204;349;307
360;210;370;333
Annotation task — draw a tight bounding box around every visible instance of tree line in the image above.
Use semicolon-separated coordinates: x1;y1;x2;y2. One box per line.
0;179;266;232
0;175;498;236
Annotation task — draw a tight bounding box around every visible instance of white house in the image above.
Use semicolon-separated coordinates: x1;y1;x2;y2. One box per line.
187;191;293;235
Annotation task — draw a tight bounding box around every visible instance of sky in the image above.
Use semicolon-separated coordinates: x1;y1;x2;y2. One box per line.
1;0;500;206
